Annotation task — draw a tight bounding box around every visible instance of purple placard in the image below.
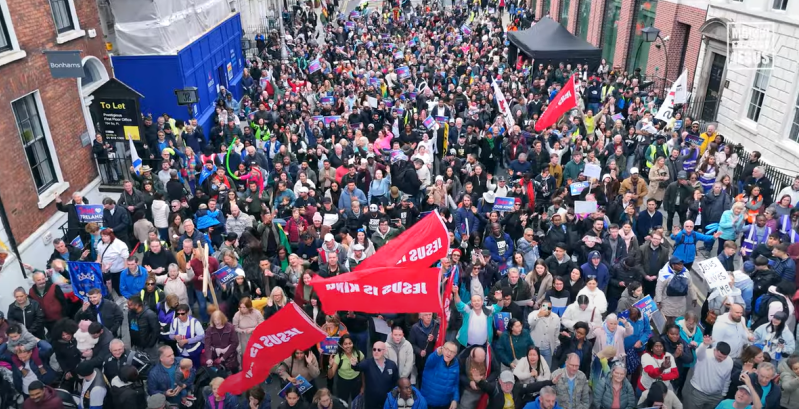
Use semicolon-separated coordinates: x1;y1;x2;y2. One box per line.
311;115;324;124
394;51;404;60
423;116;436;130
308;59;321;73
324;116;340;125
461;25;472;36
435;116;449;123
320;96;334;105
396;66;410;79
685;134;701;146
212;266;238;286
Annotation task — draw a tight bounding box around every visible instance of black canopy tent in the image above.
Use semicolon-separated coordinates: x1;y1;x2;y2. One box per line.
508;17;602;72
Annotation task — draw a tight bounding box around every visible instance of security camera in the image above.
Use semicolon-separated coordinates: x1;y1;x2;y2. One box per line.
663;35;671;42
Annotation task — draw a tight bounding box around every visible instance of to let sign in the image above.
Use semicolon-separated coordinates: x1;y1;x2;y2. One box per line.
97;98;141;141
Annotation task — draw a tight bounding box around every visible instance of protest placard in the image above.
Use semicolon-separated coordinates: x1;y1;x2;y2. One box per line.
212;266;238;286
697;258;730;289
423;116;436;130
278;375;313;398
323;116;340;126
76;204;104;223
308;59;321;74
584;163;602;179
575;200;597;215
368;96;378;108
570;181;590;196
493;197;515;212
494;312;511;333
319;337;340;355
397;66;411;79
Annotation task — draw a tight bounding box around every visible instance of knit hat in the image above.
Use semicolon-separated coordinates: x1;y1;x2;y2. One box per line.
313;212;323;222
79;320;92;333
235;268;245;277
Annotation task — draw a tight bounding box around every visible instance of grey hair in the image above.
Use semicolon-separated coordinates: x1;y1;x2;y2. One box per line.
758;362;776;374
540;386;556;397
109;339;125;350
605;313;618;323
566;353;580;364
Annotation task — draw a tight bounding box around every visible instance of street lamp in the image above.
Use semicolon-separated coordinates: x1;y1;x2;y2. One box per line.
641;26;669;84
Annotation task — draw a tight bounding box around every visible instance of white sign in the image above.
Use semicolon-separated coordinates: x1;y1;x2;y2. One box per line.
716;283;734;297
727;22;775;71
574;200;597;215
655;71;688;122
584;163;602;179
698;258;729;289
368;96;378;108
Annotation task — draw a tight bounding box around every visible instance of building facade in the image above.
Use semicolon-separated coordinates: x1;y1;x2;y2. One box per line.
533;0;707;89
0;0;111;312
691;0;799;173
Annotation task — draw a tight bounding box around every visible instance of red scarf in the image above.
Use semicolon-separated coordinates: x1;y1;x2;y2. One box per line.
524;180;536;211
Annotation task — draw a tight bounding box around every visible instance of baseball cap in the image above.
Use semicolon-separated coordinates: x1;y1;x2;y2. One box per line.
630;167;639;174
353;244;365;251
737;385;752;396
322;197;332;204
147;394;167;409
669;256;683;265
324;233;335;242
677;171;688;180
499;370;515;384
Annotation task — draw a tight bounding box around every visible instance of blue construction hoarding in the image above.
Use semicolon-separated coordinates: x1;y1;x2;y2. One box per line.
112;13;244;132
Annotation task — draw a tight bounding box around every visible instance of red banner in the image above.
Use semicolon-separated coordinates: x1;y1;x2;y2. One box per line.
534;74;578;132
217;302;326;396
311;266;442;315
354;210;449;271
436;272;455;349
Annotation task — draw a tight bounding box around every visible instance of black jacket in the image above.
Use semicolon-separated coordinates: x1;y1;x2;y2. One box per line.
110;379;148;409
609;260;644;300
128;307;160;349
478;378;551;409
458;345;501;394
663;181;696;213
56;198;89;242
47;245;85;269
747;372;781;409
7;300;46;339
102;206;132;243
75;299;125;337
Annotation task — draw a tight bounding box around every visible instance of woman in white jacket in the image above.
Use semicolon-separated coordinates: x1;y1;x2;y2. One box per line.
592;313;634;363
156;263;194;306
385;326;417;384
528;300;561;368
513;345;551;385
562;295;603;339
753;311;795;361
151;193;170;241
577;276;608;315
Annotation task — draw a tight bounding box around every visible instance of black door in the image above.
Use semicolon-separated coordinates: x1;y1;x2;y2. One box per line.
701;53;726;122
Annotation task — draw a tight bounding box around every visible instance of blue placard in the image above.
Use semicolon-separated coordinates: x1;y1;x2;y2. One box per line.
435;116;449;124
396;66;410;79
633;295;658;318
324;116;340;125
308;59;321;74
461;25;472;36
319;337;340;355
685;134;701;146
70;236;84;250
570;182;590;196
673;120;683;130
320;96;335;105
76;204;104;223
278;375;313;398
492;197;515;212
423;116;436;130
311;115;324;124
212;266;238;286
369;78;380;87
394;51;404;60
494;312;511;333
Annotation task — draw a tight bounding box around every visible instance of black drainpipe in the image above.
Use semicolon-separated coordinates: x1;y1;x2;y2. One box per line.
0;193;27;278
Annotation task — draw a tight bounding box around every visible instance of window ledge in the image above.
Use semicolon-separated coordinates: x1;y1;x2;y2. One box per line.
56;29;86;45
734;119;758;134
37;182;71;209
0;49;27;67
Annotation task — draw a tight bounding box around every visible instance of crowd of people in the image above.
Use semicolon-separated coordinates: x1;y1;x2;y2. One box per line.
3;1;799;409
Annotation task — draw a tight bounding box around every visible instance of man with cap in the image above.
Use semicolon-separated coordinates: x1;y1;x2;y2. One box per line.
76;360;107;409
655;256;697;323
391;194;420;229
715;377;762;409
349;243;367;269
682;334;733;409
619;167;649;208
645;133;670;169
663;170;695;231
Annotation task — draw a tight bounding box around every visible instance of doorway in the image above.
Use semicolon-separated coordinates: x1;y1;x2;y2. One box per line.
217;65;229;92
701;53;726;122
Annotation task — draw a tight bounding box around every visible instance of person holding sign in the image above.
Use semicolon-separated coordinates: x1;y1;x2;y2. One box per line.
275;349;321;399
327;334;363;403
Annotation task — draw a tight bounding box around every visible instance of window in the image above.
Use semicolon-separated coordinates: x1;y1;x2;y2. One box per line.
49;0;74;33
0;7;10;52
560;0;570;29
576;0;592;41
12;93;57;193
543;0;552;17
601;0;622;65
773;0;788;10
627;0;659;73
746;60;772;122
789;91;799;142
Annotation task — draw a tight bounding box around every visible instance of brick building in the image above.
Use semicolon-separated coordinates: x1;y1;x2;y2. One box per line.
0;0;111;311
532;0;707;90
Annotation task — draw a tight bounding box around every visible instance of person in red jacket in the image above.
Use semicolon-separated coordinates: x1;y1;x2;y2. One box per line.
26;269;67;334
639;336;680;391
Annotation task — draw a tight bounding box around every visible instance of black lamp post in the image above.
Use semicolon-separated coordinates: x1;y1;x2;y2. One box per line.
641;26;669;83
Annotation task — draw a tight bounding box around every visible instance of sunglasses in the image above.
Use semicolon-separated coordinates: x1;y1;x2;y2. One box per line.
373;348;383;352
176;312;187;316
146;283;156;286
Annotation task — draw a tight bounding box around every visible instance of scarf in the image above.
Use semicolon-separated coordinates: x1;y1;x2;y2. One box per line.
619;229;635;250
603;322;615;346
678;319;696;338
418;319;436;336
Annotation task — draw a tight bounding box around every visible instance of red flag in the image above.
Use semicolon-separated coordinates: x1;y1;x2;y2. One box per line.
436;272;455;349
534;75;578;132
217;302;326;396
310;266;442;315
355;210;449;271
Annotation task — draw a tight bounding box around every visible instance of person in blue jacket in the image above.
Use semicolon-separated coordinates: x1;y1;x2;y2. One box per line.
119;257;148;300
384;378;428;409
670;220;720;269
523;385;564;409
580;251;610;292
454;195;484;241
420;342;460;409
484;222;514;264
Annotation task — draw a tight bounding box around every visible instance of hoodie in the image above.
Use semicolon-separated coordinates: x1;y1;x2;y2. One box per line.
580;251;610;291
710;312;750;359
7;325;38;351
22;385;63;409
110;376;147;409
385;335;417;384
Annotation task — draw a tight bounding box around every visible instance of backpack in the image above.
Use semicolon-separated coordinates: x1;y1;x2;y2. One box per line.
666;273;689;297
752;293;789;329
126;350;152;377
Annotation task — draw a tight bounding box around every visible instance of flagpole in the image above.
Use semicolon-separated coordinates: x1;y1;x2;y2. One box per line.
200;241;219;309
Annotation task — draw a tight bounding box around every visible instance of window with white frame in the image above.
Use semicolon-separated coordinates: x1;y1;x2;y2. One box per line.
50;0;75;33
746;60;773;122
0;0;22;57
789;92;799;143
12;93;58;193
0;8;10;52
773;0;789;10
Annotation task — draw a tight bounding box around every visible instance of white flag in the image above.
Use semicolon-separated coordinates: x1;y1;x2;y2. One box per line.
128;135;142;176
655;71;688;122
492;80;516;128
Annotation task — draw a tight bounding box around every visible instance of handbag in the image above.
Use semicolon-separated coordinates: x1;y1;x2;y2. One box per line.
706;310;718;326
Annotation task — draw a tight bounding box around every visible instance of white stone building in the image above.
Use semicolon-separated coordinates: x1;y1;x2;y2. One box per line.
692;0;799;173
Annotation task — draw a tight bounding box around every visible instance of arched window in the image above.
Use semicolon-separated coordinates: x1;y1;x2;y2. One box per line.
80;56;109;95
